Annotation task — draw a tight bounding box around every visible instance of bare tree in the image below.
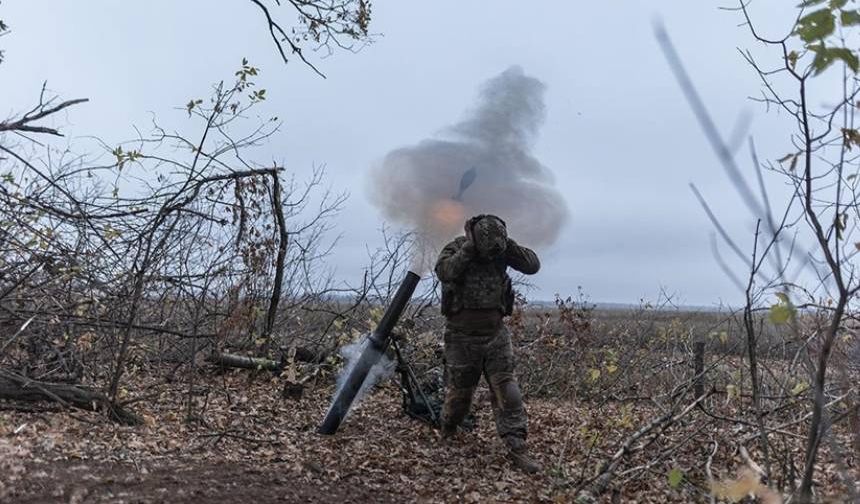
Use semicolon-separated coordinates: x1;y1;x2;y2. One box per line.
248;0;373;77
658;1;860;501
0;0;373;421
0;57;346;423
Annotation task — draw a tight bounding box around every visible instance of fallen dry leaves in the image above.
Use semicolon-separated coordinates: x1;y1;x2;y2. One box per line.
0;369;857;503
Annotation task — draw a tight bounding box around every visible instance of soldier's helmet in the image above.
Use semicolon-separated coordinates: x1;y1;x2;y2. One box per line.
468;214;508;259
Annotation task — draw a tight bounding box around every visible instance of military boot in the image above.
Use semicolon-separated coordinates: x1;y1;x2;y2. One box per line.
506;438;540;474
508;448;541;474
439;423;458;443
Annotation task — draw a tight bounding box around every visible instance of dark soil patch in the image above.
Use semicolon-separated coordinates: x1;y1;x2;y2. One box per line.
14;458;397;503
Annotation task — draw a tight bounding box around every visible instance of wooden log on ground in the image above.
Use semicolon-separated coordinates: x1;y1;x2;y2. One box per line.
206;352;314;400
207;352;282;372
0;370;142;425
207;347;327;372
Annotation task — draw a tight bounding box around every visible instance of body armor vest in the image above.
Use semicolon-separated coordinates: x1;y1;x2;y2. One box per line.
440;258;514;316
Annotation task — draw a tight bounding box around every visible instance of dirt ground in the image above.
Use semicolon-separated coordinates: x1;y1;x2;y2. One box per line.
1;372;857;503
11;458;401;504
2;377;566;504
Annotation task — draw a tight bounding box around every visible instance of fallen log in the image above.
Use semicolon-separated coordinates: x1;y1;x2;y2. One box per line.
206;352;317;401
207;347;327;373
207;353;282;372
0;370;142;425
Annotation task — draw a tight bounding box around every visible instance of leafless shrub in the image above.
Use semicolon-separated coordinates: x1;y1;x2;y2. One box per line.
0;61;344;421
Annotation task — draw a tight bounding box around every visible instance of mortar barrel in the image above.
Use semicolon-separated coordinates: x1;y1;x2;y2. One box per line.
317;271;421;435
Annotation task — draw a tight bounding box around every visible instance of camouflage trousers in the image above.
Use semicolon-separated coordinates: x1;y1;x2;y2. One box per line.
441;323;528;448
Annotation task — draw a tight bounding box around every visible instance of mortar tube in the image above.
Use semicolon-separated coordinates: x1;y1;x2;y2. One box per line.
317;271;421;435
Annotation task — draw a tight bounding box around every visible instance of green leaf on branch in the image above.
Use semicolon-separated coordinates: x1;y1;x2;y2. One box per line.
769;293;796;325
250;89;267;101
830;0;849;9
810;45;859;74
668;468;684;488
104;226;121;241
770;304;794;324
829;47;858;71
796;9;836;42
842;9;860;26
787;50;800;69
791;380;810;395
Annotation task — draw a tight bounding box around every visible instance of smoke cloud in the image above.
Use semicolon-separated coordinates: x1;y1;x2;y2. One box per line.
368;66;569;270
326;338;396;419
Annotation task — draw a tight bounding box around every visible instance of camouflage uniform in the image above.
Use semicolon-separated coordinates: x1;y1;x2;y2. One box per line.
434;216;540;457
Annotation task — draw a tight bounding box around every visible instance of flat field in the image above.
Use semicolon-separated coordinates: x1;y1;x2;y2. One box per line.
1;304;858;503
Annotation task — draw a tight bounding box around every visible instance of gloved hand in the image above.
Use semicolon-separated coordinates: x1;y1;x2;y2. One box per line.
461;237;477;258
464;216;478;242
462;217;478;257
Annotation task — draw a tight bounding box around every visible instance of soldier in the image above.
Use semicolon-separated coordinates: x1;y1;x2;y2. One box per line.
434;214;541;474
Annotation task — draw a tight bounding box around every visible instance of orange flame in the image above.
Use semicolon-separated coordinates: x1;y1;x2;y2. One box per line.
428;199;466;237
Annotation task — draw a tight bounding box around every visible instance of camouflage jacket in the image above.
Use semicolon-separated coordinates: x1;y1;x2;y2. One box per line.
435;236;540;317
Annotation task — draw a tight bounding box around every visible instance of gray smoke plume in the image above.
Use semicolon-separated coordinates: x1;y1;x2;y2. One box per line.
326;337;396;419
369;66;569;270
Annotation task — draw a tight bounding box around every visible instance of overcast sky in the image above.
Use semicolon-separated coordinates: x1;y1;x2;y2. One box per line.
3;1;815;306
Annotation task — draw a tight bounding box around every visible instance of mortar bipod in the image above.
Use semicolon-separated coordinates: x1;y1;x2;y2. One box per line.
390;337;439;426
